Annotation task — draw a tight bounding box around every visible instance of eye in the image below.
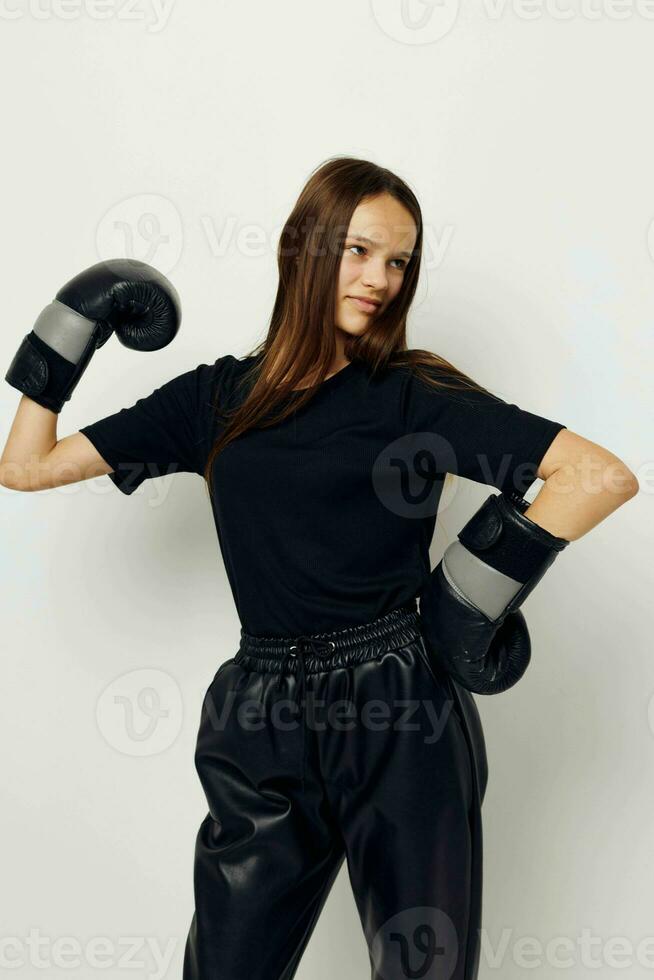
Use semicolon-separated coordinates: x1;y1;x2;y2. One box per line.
347;245;408;270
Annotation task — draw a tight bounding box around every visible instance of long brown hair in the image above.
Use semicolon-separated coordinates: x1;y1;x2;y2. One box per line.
203;155;492;495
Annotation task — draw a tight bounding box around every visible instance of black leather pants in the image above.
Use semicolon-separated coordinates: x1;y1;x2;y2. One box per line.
183;600;488;980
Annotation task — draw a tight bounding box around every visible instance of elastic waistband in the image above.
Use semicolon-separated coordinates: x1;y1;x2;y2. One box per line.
235;600;421;674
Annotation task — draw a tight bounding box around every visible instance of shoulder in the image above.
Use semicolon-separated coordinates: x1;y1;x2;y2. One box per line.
380;351;448;390
208;352;260;378
190;352;261;414
386;352;506;424
188;352;251;389
384;350;455;384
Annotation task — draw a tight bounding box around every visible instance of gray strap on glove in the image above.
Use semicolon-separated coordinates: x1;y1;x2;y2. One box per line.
5;258;181;414
418;491;570;695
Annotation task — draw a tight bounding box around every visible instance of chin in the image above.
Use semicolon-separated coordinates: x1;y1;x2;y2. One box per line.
337;314;375;337
338;323;370;338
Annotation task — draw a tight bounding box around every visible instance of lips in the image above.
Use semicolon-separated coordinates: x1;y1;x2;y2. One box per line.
349;296;381;314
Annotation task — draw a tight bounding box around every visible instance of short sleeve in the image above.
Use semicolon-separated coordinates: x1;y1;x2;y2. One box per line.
79;355;233;495
402;365;566;496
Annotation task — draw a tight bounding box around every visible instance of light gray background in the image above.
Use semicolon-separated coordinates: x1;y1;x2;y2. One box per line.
1;1;652;977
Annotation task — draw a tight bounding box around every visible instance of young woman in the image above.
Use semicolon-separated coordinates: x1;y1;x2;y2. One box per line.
2;157;638;980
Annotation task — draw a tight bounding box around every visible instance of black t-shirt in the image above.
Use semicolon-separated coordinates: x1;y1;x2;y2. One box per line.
79;354;566;636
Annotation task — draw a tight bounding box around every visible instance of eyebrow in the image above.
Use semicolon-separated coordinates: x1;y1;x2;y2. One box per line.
347;234;414;260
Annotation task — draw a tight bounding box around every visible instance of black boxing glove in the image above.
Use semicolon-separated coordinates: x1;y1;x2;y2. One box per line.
418;491;570;695
5;258;181;414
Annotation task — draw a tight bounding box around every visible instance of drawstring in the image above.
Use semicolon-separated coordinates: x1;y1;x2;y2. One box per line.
276;635;336;791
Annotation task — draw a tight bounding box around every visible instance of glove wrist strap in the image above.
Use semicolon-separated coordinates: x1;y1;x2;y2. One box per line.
445;491;570;622
5;320;103;414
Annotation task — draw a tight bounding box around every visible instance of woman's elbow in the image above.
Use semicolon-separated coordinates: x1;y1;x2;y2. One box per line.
541;429;639;499
0;463;27;492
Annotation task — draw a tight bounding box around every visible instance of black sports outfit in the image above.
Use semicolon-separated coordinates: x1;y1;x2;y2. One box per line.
80;353;565;979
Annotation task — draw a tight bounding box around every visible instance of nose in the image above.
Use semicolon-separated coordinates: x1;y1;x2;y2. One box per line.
361;257;388;292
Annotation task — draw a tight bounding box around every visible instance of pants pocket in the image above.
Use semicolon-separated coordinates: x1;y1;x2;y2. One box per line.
414;632;451;694
416;633;490;807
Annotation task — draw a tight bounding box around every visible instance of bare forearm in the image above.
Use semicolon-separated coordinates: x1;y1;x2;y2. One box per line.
0;395;58;488
523;454;638;541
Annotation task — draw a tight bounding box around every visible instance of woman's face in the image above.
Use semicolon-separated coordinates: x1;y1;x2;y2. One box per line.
335;192;417;338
